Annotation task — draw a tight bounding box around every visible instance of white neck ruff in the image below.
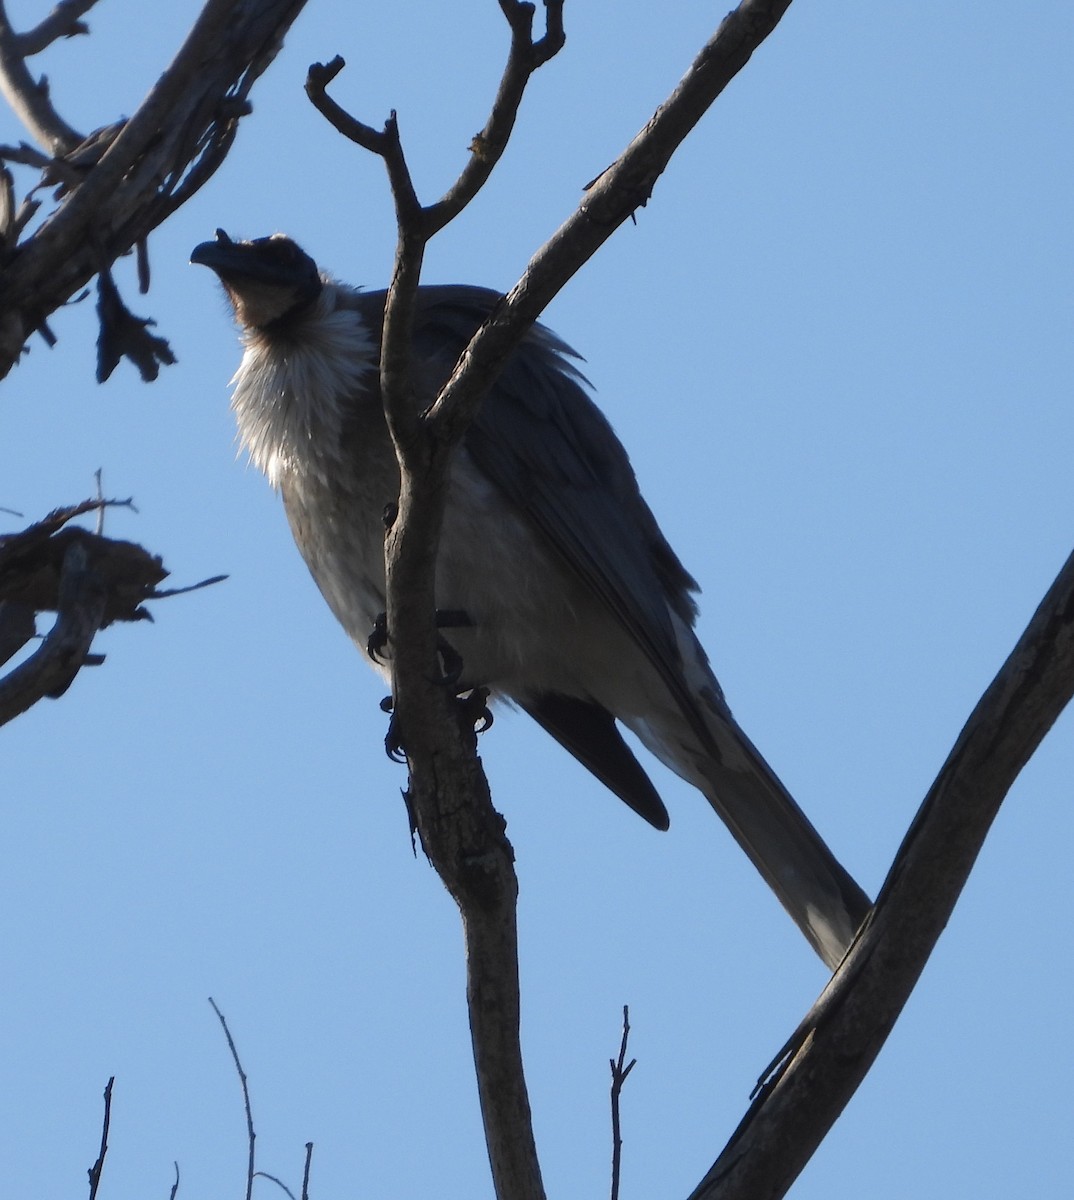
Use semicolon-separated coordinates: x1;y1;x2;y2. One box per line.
229;282;377;489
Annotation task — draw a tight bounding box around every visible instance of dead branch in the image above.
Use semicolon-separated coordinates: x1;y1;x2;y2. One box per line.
307;9;567;1200
0;1;82;154
209;997;257;1200
0;500;223;725
86;1076;114;1200
609;1006;635;1200
0;537;107;723
16;1;98;58
0;0;310;379
685;544;1074;1199
307;5;797;1200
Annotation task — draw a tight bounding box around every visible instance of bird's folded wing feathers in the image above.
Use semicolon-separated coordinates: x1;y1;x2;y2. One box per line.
407;287;719;751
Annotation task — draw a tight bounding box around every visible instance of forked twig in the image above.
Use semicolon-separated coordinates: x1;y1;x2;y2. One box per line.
609;1006;636;1200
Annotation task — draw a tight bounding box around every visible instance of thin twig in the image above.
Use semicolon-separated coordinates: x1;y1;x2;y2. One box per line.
609;1006;636;1200
301;1142;314;1200
208;997;256;1200
255;1170;298;1200
86;1076;114;1200
149;573;228;599
169;1161;181;1200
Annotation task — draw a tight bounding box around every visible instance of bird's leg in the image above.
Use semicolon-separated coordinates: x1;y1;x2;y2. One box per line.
375;610;482;762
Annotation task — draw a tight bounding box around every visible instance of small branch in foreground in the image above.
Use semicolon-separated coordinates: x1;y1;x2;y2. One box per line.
208;997;257;1200
86;1076;114;1200
609;1006;636;1200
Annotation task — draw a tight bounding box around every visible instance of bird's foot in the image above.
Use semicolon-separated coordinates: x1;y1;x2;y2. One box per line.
456;686;494;735
379;683;492;766
367;612;389;663
366;608;474;684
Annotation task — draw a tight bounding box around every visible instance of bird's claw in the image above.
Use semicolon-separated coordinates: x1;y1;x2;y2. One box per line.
367;611;389;663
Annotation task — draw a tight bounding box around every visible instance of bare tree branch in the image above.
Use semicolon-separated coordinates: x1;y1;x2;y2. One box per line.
16;1;98;57
609;1006;636;1200
301;1142;313;1200
423;0;565;235
308;10;569;1199
426;0;794;444
0;537;107;724
209;997;257;1200
86;1076;114;1200
0;0;310;379
0;499;223;725
308;5;797;1199
686;545;1074;1199
0;1;82;154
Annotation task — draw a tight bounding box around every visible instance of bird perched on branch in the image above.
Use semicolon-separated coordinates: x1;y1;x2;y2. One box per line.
192;230;871;969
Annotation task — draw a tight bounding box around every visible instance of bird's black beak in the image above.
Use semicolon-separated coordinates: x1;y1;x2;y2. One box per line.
191;230;323;329
190;229;322;292
189;227;238;272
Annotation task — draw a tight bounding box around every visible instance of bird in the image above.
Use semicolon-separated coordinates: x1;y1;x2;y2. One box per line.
191;229;871;969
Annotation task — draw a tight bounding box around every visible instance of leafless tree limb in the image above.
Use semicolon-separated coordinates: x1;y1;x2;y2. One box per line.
0;1;82;154
0;0;310;379
15;1;98;57
685;544;1074;1200
86;1076;114;1200
0;499;223;725
0;537;107;724
308;5;797;1199
301;1142;313;1200
609;1006;635;1200
209;997;257;1200
308;9;568;1199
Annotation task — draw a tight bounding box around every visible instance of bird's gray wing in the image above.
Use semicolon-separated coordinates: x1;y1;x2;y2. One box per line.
407;286;719;755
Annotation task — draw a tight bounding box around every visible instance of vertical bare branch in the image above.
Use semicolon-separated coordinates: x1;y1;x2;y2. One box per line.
609;1006;636;1200
307;4;798;1197
306;11;567;1199
86;1077;114;1200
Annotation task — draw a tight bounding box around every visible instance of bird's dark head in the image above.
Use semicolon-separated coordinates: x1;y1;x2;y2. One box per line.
191;230;323;331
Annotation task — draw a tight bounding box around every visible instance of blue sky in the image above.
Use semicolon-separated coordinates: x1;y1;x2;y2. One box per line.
2;2;1072;1197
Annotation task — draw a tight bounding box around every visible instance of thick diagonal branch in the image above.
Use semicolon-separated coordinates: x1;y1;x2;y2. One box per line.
685;545;1074;1200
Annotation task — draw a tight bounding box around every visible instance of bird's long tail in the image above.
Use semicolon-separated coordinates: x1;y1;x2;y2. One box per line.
627;699;871;970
